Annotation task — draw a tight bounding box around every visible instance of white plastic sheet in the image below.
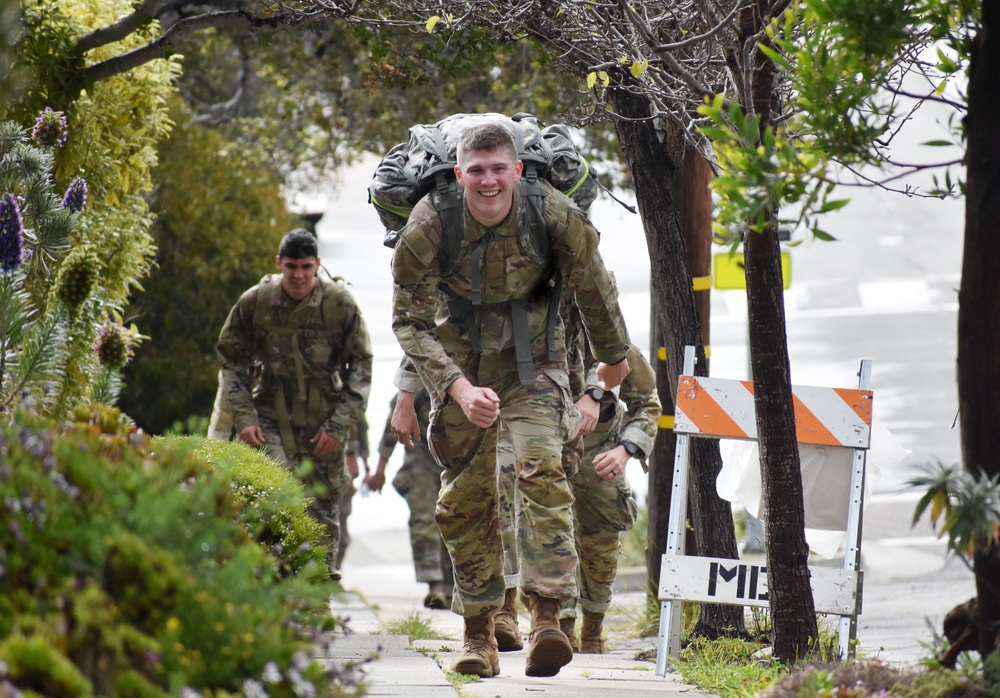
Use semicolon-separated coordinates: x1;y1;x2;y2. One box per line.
716;411;910;558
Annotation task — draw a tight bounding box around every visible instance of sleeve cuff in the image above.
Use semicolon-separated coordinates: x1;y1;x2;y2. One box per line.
393;367;425;393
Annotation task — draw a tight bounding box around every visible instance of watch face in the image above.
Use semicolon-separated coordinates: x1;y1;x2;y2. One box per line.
622;441;638;457
586;387;604;401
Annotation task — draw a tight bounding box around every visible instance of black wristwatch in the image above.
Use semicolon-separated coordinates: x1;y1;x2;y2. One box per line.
584;386;605;402
620;440;639;458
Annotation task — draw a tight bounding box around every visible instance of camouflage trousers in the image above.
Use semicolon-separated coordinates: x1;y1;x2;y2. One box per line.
336;481;355;571
430;371;580;618
260;415;349;576
393;451;454;592
564;427;639;617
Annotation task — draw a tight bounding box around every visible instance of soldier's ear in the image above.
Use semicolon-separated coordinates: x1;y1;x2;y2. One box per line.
275;255;282;270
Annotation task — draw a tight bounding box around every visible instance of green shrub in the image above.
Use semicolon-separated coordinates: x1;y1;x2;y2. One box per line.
0;634;93;697
760;659;991;698
153;435;330;578
0;404;364;697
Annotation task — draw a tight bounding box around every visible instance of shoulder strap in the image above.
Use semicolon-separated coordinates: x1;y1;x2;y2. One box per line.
517;166;550;267
431;174;465;276
318;276;345;334
252;274;277;336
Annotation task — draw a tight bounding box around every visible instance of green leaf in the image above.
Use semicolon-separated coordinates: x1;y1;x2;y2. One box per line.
630;60;649;78
921;140;954;147
426;15;441;33
757;43;792;71
818;198;850;213
586;72;598;89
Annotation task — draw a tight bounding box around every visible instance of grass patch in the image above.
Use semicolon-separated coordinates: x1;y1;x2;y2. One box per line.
678;636;785;698
621;594;701;638
376;609;454;642
445;670;481;690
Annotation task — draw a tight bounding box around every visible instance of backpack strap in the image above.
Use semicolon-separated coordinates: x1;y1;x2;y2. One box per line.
430;174;465;276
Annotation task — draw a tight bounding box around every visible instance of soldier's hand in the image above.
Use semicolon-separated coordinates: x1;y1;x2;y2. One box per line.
597;358;630;391
365;470;386;493
238;425;265;447
575;395;599;436
346;453;360;479
448;377;500;429
311;429;341;458
392;390;421;446
593;446;628;482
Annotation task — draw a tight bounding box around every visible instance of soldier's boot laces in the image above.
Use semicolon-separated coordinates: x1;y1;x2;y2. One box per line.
494;587;523;651
450;616;500;678
560;616;579;653
579;612;606;654
525;593;573;677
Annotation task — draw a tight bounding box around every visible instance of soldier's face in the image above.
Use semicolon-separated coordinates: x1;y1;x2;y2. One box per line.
275;255;320;301
455;147;523;228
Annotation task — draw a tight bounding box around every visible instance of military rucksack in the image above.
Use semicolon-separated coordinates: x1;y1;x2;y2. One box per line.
368;112;597;263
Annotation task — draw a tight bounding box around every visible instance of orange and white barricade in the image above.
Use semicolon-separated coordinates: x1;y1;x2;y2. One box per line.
655;345;873;675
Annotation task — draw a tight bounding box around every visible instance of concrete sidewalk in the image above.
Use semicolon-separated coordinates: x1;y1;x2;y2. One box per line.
327;583;709;698
326;492;977;697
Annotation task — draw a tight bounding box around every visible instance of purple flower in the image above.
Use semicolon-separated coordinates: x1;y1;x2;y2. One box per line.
31;108;69;148
0;193;23;271
61;177;88;213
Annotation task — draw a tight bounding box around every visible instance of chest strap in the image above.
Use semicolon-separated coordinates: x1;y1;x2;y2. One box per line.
440;270;561;387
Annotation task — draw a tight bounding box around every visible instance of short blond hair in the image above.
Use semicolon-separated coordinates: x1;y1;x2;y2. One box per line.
456;123;518;167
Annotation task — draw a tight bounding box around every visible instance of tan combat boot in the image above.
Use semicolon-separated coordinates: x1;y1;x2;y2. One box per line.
423;580;449;610
494;587;523;651
579;612;606;654
559;616;579;653
450;616;500;678
525;593;573;677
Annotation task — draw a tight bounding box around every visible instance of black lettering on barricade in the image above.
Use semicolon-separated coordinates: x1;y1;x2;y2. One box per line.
708;562;769;601
749;565;769;601
708;562;741;596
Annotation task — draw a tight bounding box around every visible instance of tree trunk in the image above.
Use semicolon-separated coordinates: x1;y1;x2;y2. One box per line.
743;225;817;661
741;5;818;660
611;86;746;639
960;0;1000;657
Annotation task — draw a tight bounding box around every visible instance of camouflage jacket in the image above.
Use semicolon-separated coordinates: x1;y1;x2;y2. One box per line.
391;180;630;403
217;274;373;443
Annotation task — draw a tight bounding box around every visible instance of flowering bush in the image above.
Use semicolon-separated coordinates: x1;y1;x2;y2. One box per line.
0;405;367;697
0;112;127;417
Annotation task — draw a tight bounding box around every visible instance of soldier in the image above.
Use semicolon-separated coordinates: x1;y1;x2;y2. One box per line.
217;228;372;581
206;371;369;579
366;388;454;609
560;344;660;653
390;123;632;679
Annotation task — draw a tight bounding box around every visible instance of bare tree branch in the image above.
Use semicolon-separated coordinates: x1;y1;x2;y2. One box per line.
75;0;175;54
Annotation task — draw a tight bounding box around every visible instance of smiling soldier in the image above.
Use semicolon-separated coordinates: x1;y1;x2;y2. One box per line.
390;123;632;679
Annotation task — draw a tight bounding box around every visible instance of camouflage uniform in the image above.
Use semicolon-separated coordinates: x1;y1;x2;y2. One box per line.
391;180;630;617
569;344;659;616
217;273;372;574
376;389;454;594
337;418;371;572
497;293;588;586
